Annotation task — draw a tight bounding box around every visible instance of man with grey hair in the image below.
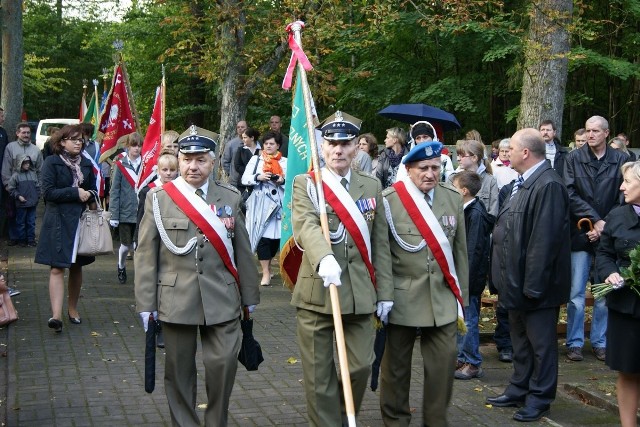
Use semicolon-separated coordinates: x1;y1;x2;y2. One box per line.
563;115;629;363
488;128;570;422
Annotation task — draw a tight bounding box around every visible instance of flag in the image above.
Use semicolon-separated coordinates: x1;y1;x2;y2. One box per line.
137;86;163;192
279;73;314;289
83;93;100;140
98;64;136;163
79;92;87;122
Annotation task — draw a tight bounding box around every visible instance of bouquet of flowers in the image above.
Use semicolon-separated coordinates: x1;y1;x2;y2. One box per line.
591;244;640;299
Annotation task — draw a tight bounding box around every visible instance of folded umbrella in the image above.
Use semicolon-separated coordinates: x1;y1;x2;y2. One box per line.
144;314;158;393
238;306;264;371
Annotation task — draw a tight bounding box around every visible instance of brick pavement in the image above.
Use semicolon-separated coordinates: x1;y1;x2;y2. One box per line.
0;241;625;426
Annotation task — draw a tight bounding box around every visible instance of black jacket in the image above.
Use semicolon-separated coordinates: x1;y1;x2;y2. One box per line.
549;139;569;178
564;144;628;253
464;198;494;296
375;146;409;189
595;204;640;318
491;162;571;310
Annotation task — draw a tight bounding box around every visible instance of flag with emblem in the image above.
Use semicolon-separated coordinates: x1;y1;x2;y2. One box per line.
97;63;138;163
137;85;163;192
279;72;316;289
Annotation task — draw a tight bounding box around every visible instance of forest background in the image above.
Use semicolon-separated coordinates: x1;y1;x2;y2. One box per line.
1;0;640;151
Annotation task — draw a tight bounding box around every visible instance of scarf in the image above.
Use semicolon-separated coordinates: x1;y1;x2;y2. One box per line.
261;150;283;176
59;150;84;188
386;147;404;169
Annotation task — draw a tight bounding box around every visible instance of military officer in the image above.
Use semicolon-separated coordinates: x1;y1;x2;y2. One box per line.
135;126;259;427
291;111;393;426
379;141;469;427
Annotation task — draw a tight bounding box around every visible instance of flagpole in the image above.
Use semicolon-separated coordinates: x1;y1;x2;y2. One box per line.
119;56;141;131
291;22;357;427
161;65;166;138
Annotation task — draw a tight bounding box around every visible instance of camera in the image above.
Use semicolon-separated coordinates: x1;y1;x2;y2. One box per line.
270;174;280;181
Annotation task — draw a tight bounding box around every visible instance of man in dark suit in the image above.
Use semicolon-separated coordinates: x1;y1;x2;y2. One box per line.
135;126;259;427
291;111;393;426
487;128;571;422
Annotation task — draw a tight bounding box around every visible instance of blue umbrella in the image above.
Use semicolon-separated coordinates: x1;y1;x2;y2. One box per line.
378;104;461;131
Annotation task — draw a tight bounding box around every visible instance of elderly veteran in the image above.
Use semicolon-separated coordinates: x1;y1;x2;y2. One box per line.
291;111;393;426
379;140;468;427
135;125;259;427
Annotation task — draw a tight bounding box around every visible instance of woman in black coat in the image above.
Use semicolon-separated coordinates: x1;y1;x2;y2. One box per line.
595;161;640;427
35;124;97;333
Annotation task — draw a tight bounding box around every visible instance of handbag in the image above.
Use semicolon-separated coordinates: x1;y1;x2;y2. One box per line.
0;291;18;326
237;306;264;371
77;191;114;256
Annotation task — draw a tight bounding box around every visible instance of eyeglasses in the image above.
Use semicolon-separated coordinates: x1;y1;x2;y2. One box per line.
64;138;84;144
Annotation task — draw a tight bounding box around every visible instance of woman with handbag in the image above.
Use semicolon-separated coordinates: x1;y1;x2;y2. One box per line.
35;125;97;333
241;131;287;286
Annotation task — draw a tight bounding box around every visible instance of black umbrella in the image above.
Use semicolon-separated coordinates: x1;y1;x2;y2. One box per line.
237;307;264;371
378;103;461;131
144;314;158;393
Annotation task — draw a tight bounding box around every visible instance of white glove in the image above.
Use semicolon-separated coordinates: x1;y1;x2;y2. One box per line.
109;219;119;228
376;301;394;325
318;255;342;288
247;304;257;313
139;311;158;332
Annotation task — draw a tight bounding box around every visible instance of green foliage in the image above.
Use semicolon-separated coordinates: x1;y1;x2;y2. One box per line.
24;54;69;94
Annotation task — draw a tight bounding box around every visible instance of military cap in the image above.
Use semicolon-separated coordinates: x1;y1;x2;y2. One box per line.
318;110;362;141
410;121;436;140
402;141;443;164
178;125;219;154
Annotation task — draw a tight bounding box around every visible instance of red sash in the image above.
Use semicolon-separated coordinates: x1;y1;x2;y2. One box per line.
309;172;376;289
392;181;463;308
162;181;240;284
116;159;138;189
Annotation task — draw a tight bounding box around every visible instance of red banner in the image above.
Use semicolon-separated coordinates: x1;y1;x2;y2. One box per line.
137;86;162;191
98;64;136;163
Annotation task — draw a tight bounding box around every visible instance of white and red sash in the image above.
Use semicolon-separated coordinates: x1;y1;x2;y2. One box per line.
162;177;239;283
115;157;139;189
309;169;376;288
392;178;464;322
82;150;104;197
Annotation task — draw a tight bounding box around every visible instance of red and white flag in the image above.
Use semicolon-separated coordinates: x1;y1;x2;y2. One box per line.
137;86;162;192
98;64;136;163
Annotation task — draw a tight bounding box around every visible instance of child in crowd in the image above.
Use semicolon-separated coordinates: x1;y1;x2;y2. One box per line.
7;155;41;247
452;170;495;380
109;133;142;284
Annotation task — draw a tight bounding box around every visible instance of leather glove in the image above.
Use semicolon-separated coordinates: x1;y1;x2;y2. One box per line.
246;304;257;314
318;255;341;288
376;301;394;325
139;311;158;332
109;219;119;228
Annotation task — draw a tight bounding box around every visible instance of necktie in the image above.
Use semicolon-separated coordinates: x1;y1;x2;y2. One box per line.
340;178;349;190
510;176;524;200
425;193;432;207
195;188;206;201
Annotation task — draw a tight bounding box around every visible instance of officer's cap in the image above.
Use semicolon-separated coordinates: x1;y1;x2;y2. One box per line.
403;141;443;164
178;125;218;154
318;110;362;141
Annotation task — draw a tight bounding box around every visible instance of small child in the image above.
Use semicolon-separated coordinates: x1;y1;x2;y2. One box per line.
7;155;41;247
451;170;495;380
109;133;143;284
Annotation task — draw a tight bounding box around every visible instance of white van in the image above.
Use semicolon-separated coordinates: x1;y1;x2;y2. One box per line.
35;118;80;150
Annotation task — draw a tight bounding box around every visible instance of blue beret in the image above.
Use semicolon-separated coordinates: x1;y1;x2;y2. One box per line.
178;125;219;154
402;141;443;164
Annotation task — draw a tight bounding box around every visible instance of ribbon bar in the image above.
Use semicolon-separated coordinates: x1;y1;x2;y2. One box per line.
282;21;314;90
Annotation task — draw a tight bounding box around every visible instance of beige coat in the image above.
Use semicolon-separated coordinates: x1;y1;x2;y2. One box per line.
135;179;259;325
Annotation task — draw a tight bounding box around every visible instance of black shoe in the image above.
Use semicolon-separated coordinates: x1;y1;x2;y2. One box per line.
498;348;513;362
27;241;37;247
117;267;127;284
7;240;17;246
48;318;63;333
68;313;82;324
513;405;550;422
486;394;525;407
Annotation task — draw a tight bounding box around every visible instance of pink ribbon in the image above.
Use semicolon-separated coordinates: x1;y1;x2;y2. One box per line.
282;21;313;90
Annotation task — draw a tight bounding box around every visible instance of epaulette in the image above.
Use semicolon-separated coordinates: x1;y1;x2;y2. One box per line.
439;181;462;194
381;186;397;197
353;169;380;184
215;180;241;194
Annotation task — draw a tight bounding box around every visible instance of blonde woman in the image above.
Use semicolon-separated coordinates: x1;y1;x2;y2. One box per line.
375;127;408;188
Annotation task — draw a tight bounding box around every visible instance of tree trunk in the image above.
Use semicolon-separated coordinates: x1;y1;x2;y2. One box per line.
517;0;572;138
1;0;24;134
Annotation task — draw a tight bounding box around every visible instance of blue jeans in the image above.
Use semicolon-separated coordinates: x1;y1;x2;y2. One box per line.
493;306;512;351
566;251;607;349
14;206;36;243
457;295;482;366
